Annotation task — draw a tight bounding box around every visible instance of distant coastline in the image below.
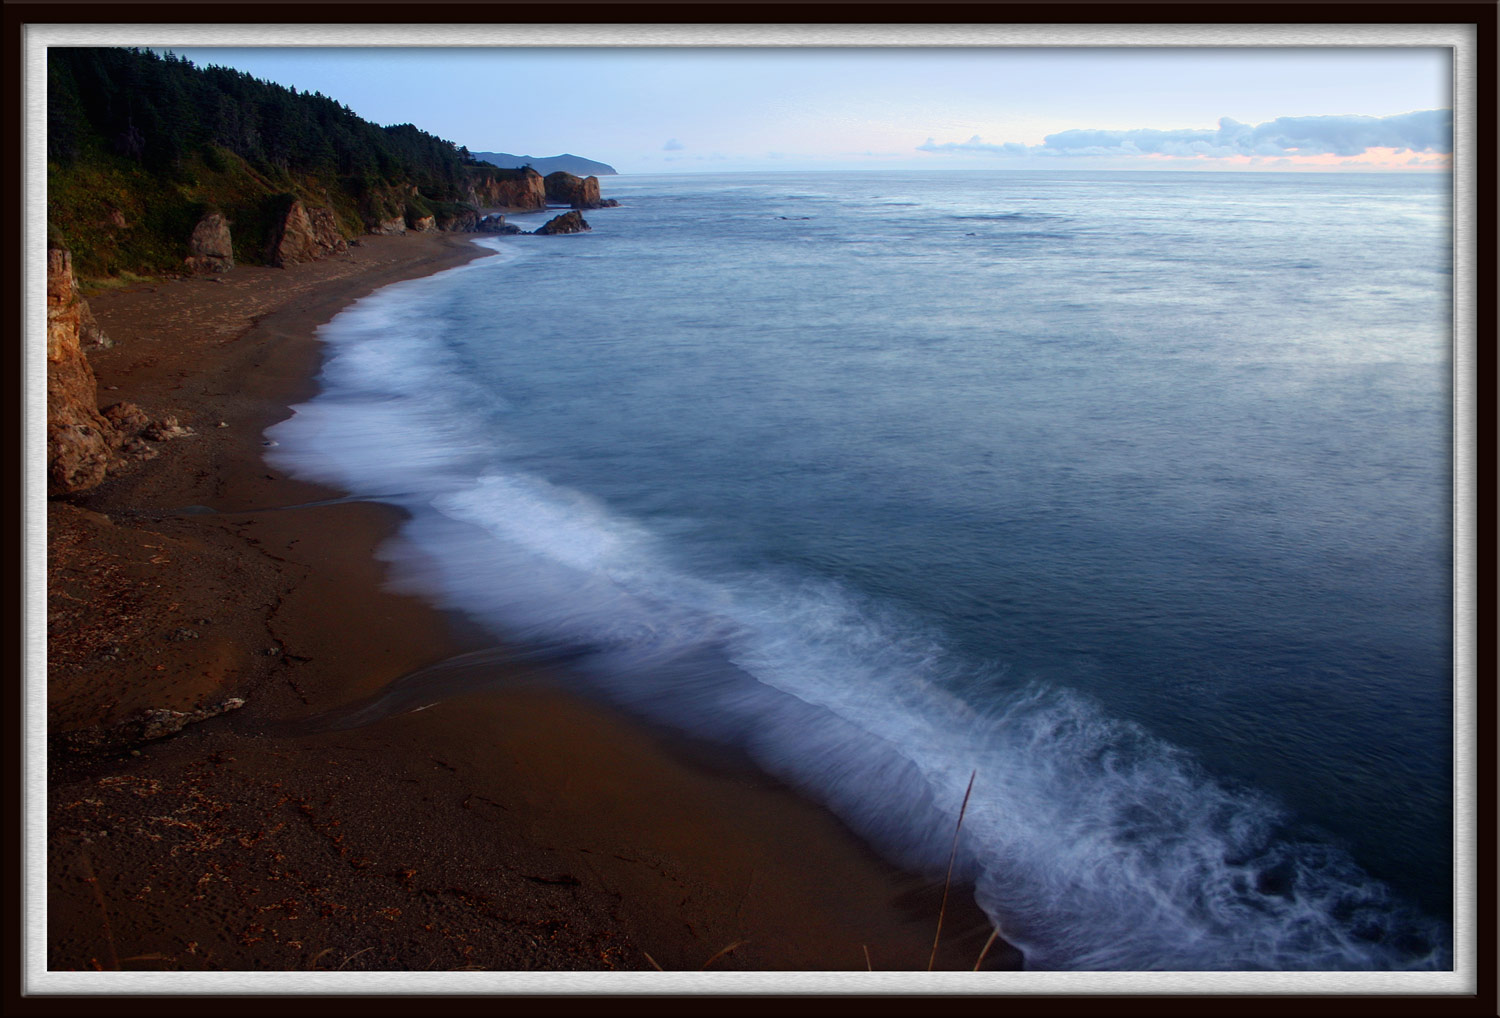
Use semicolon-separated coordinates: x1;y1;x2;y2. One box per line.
470;151;618;177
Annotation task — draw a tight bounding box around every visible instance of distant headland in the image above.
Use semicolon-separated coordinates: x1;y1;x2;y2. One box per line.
469;151;617;177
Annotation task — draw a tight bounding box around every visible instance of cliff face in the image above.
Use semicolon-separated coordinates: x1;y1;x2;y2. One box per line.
268;201;350;268
464;167;546;211
47;250;195;494
435;206;480;232
47;249;117;494
544;171;595;208
543;171;618;210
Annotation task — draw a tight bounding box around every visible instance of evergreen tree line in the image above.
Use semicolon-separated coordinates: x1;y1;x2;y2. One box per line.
48;46;488;198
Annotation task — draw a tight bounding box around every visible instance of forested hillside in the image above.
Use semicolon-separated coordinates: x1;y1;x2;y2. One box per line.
48;47;537;280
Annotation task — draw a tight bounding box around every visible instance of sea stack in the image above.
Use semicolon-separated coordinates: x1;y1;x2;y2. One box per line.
533;211;591;235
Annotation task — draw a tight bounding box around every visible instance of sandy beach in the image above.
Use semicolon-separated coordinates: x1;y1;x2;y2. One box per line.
45;229;1016;975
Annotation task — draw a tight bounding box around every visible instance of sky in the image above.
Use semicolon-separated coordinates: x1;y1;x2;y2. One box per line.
162;47;1453;174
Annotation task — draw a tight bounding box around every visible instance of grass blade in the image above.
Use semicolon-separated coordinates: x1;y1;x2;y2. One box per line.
928;769;977;970
973;928;1001;971
700;940;748;969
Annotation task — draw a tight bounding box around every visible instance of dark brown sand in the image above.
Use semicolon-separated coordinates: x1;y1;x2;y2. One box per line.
45;230;1018;976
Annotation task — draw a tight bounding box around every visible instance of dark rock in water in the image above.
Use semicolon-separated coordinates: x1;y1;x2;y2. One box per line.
543;171;618;210
544;170;593;207
533;211;591;236
476;214;522;235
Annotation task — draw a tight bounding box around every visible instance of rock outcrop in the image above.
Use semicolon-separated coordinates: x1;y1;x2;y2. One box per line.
407;212;437;233
544;171;595;207
464;167;547;211
184;212;234;274
476;214;522;235
47;249;196;495
267;200;349;267
543;171;619;210
533;211;591;236
47;249;117;494
435;206;479;233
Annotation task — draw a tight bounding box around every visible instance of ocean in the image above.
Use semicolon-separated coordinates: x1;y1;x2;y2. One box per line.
266;170;1454;970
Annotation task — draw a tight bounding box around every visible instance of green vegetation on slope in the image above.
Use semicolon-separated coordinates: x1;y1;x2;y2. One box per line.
48;47;507;280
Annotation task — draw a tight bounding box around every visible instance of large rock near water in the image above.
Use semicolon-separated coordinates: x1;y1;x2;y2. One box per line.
543;171;618;210
532;211;591;236
267;200;349;267
184;212;234;274
476;214;522;234
544;171;596;208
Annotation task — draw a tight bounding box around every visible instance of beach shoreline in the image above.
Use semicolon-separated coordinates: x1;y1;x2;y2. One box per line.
45;230;1015;975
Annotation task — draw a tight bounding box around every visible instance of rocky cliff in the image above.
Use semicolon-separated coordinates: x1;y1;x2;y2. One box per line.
47;249;117;494
47;250;192;494
267;201;350;268
464;167;547;211
543;171;620;210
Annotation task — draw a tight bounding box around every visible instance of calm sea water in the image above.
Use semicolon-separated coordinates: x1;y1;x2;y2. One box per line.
268;170;1453;970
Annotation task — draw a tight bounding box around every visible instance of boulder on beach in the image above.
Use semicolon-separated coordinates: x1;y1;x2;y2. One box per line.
184;212;234;274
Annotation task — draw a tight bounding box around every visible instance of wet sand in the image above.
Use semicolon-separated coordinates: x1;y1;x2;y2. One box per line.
45;230;1016;977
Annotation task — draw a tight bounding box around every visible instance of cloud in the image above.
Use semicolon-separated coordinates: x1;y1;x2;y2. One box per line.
918;110;1452;161
918;135;1029;156
662;138;684;151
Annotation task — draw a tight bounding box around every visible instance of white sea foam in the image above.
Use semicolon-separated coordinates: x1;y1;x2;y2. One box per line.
265;211;1449;971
